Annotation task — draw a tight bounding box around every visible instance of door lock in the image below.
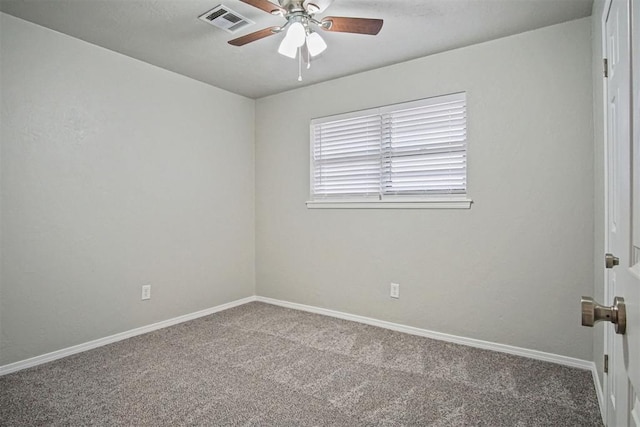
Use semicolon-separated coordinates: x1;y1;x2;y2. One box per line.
581;296;626;334
605;253;620;269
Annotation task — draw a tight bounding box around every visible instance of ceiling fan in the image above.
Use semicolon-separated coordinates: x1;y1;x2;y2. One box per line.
228;0;383;60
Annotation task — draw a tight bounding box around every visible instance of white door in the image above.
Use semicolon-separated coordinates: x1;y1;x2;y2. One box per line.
604;0;640;425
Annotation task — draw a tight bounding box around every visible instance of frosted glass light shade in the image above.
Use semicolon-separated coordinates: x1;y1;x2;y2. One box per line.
287;22;306;47
278;36;298;58
306;32;327;57
304;0;334;13
278;21;307;59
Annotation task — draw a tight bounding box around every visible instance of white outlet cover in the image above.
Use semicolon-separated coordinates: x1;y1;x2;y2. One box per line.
141;285;151;300
390;283;400;299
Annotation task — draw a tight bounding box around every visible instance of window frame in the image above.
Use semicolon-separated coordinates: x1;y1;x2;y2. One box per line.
306;92;472;209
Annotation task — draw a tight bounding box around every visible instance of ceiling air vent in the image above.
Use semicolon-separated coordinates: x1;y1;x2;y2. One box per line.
198;4;255;34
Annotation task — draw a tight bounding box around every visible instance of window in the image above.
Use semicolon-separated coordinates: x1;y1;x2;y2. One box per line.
307;92;471;209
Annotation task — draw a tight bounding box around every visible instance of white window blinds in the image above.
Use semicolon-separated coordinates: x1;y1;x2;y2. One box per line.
311;92;467;200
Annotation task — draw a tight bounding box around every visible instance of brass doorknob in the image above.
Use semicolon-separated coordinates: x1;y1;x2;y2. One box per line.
581;296;626;334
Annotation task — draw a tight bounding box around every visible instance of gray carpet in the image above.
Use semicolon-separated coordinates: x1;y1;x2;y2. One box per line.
1;302;602;426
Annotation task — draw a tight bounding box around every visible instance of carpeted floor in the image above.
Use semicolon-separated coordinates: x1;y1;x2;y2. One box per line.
1;302;602;426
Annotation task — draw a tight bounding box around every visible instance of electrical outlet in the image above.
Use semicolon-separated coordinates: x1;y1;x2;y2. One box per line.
141;285;151;300
390;282;400;299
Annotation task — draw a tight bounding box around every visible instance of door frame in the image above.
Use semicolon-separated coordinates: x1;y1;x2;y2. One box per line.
599;0;612;423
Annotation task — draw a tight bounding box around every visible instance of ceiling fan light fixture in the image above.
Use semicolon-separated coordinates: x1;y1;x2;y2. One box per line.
287;21;307;47
306;31;327;57
229;0;383;79
278;20;307;59
278;36;298;58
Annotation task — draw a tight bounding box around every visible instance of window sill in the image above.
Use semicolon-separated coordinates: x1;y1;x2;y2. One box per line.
305;199;473;209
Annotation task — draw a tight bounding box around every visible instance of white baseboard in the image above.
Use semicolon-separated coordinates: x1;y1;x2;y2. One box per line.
591;363;606;424
1;294;594;378
256;296;593;371
0;296;257;376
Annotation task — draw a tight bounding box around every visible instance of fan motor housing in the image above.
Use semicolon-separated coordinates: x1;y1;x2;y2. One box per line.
280;0;307;14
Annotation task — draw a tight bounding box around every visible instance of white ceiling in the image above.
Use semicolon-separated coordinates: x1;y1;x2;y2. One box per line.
0;0;593;99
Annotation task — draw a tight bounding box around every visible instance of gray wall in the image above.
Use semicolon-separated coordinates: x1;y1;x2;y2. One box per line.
255;18;594;360
591;0;607;389
0;14;256;365
1;13;597;367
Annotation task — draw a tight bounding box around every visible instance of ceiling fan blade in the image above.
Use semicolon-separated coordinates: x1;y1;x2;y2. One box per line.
321;16;383;35
239;0;285;15
228;27;280;46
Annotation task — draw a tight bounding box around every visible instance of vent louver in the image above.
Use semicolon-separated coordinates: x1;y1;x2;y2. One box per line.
199;5;255;34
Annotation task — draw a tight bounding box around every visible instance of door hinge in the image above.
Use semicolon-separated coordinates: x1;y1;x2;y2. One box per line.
604;58;608;78
604;354;609;373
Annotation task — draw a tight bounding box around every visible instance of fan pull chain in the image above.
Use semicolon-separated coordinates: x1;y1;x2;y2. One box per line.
298;47;302;81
